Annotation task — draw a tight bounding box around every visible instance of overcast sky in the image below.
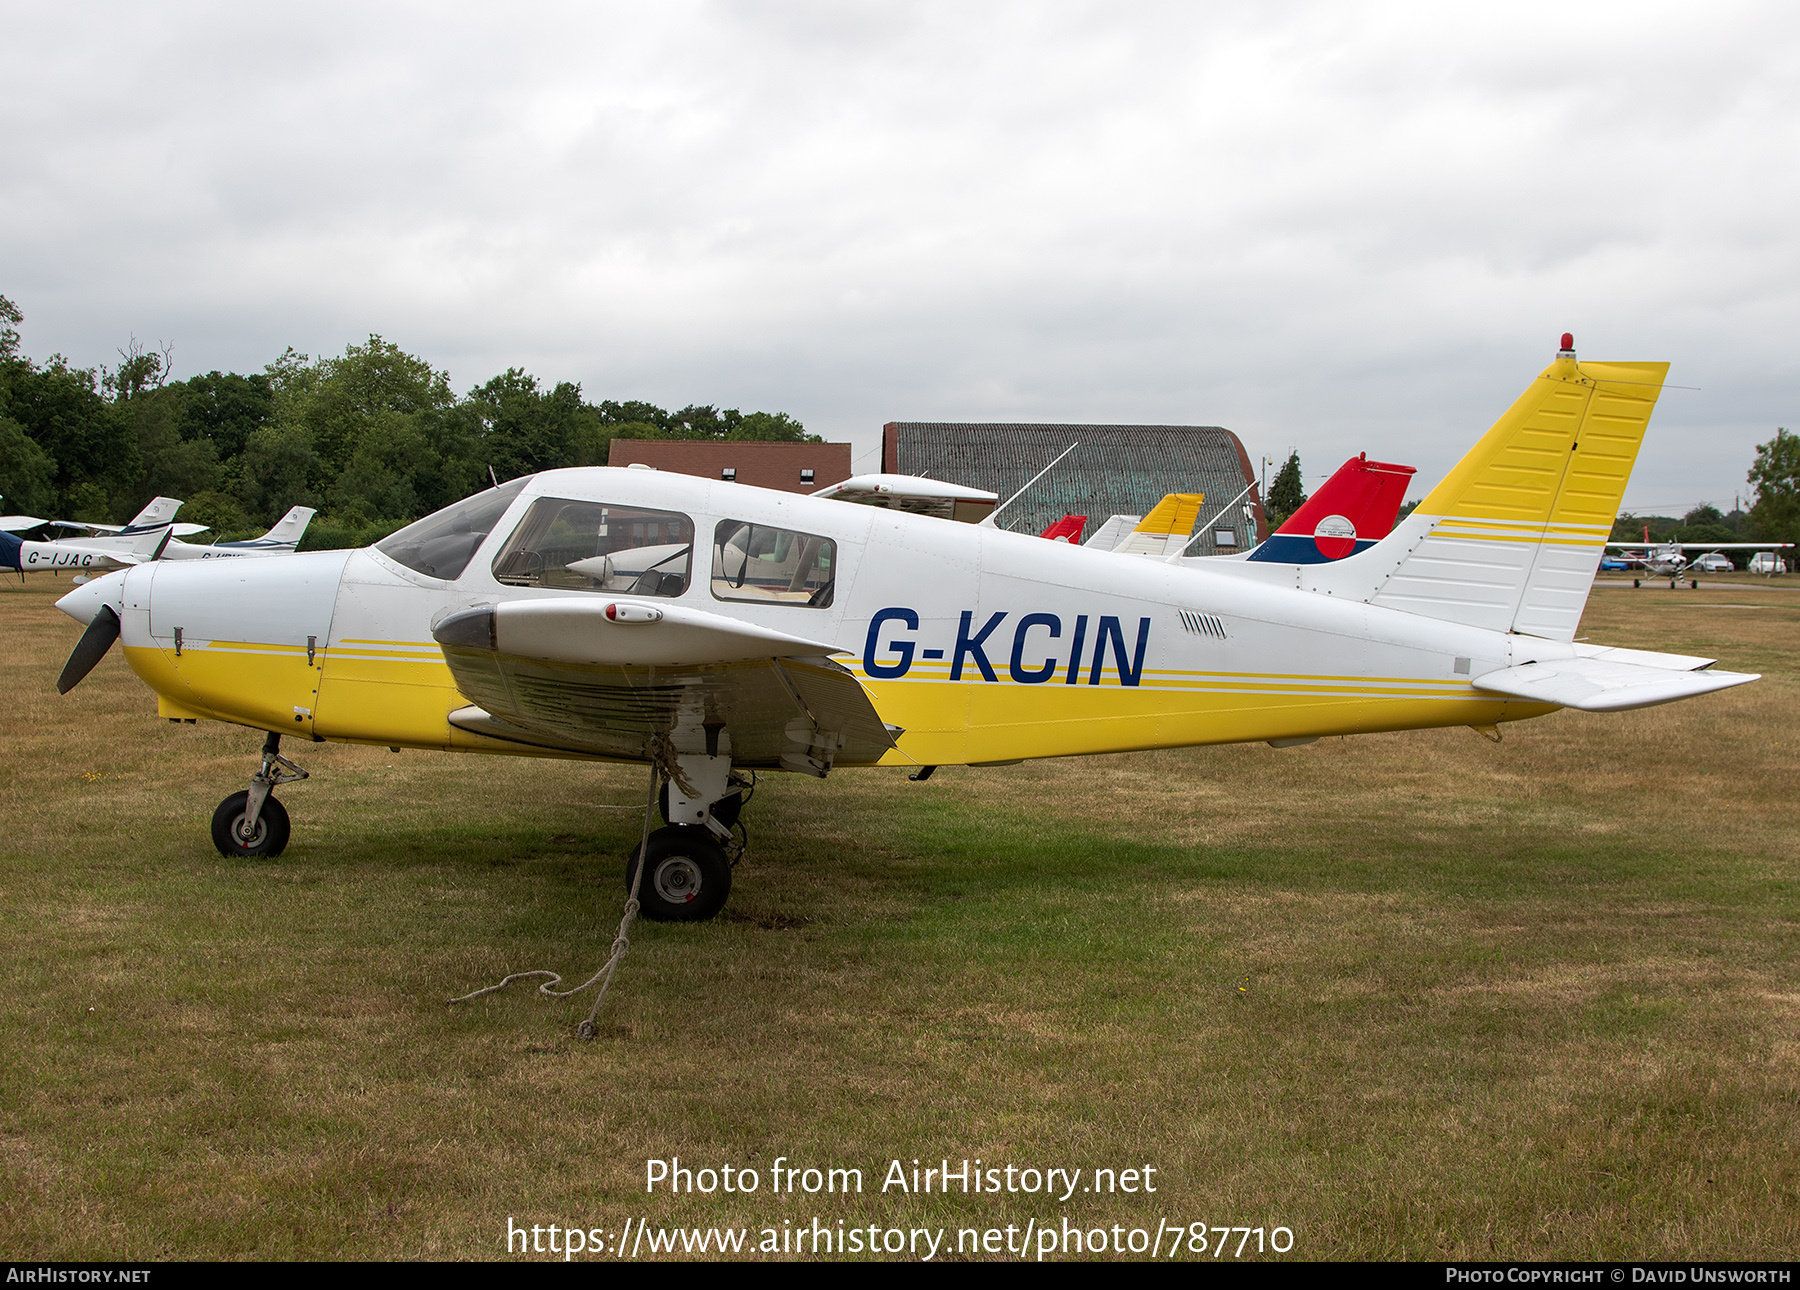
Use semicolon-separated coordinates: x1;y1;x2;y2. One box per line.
4;1;1797;511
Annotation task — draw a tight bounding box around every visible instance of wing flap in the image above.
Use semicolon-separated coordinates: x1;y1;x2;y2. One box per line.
1472;657;1758;712
437;648;897;767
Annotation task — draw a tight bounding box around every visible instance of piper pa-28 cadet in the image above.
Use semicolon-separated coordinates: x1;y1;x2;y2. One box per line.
51;337;1759;924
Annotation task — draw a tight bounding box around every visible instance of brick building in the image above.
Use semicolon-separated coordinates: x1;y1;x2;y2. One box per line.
606;441;854;494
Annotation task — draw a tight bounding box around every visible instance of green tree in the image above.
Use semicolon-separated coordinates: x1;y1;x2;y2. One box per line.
465;369;599;480
178;489;254;540
0;416;58;515
0;295;21;360
230;424;322;525
177;370;274;461
2;357;137;519
1675;503;1734;545
269;337;456;480
1747;427;1800;547
1267;451;1307;528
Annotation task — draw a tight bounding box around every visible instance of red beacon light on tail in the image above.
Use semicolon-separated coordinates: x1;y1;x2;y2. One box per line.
1559;333;1576;355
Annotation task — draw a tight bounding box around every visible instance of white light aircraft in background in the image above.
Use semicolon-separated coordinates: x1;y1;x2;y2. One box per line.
50;496;211;539
4;523;173;577
65;505;318;563
52;337;1758;929
1603;537;1795;587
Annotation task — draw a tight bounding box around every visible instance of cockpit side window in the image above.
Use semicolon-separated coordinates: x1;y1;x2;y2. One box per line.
376;478;530;581
490;498;694;597
711;519;835;607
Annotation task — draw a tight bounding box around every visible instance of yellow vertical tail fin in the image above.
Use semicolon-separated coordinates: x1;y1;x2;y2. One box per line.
1319;350;1668;640
1112;492;1204;557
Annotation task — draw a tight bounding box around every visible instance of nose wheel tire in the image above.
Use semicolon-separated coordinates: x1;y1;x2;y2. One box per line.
626;825;732;922
211;790;291;859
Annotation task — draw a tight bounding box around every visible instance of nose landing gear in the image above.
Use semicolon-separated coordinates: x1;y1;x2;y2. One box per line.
212;731;308;859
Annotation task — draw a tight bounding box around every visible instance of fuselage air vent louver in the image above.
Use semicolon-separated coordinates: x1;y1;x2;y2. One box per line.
1179;610;1228;639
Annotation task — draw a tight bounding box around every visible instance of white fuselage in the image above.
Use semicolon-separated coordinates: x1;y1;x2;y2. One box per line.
79;469;1562;764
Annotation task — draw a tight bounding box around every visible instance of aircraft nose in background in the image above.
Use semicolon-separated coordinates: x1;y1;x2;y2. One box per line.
55;569;126;626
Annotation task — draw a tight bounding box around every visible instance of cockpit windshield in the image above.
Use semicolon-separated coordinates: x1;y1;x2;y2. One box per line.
376;478;530;581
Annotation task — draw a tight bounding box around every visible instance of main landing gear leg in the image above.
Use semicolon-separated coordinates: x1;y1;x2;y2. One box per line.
211;731;308;859
626;752;747;922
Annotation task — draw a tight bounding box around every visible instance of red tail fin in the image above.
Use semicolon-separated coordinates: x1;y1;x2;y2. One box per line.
1039;515;1087;543
1249;455;1416;564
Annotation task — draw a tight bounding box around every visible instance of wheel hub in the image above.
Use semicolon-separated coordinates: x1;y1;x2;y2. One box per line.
234;814;267;847
652;856;702;903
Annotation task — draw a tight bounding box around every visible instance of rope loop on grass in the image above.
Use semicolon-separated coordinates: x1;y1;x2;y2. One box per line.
448;762;659;1041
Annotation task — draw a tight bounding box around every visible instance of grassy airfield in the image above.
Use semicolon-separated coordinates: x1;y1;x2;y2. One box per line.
1;572;1796;1261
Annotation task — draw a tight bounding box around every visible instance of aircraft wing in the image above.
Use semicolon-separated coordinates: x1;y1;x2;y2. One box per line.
1604;542;1793;550
433;598;897;770
0;515;48;533
1472;654;1758;712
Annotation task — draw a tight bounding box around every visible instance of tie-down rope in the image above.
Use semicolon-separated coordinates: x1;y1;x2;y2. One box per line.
448;761;659;1040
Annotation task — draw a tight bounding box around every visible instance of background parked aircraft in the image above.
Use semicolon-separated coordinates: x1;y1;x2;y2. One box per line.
1604;538;1795;586
67;506;318;562
50;496;211;540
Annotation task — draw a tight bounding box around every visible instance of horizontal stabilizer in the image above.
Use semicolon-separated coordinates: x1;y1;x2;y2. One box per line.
1472;657;1758;712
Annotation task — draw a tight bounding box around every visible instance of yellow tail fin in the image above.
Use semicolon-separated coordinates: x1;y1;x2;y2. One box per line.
1418;355;1668;531
1347;354;1668;640
1111;492;1205;556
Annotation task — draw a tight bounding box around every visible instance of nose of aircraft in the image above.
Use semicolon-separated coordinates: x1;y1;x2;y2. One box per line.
56;569;127;626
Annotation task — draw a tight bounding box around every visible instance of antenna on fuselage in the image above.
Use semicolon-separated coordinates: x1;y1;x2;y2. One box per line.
977;442;1080;529
488;466;500;489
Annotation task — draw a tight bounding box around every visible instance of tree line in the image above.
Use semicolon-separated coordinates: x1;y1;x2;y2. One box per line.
0;295;815;550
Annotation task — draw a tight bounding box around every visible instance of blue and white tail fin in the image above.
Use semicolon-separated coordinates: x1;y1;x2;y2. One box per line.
221;506;317;551
122;497;184;533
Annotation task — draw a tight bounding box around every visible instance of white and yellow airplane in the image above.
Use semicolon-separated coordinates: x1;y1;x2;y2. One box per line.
51;338;1758;923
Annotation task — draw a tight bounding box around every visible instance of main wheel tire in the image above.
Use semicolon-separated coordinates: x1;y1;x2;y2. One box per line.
626;825;732;922
656;782;745;829
211;790;291;859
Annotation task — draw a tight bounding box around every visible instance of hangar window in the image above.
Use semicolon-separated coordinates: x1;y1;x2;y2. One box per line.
377;478;530;581
711;519;835;607
490;498;694;596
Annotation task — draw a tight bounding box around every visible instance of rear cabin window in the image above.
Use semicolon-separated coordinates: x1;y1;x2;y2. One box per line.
491;499;694;597
376;478;530;581
711;519;835;607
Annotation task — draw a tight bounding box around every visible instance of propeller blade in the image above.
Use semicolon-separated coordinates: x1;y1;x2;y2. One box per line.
57;605;120;694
